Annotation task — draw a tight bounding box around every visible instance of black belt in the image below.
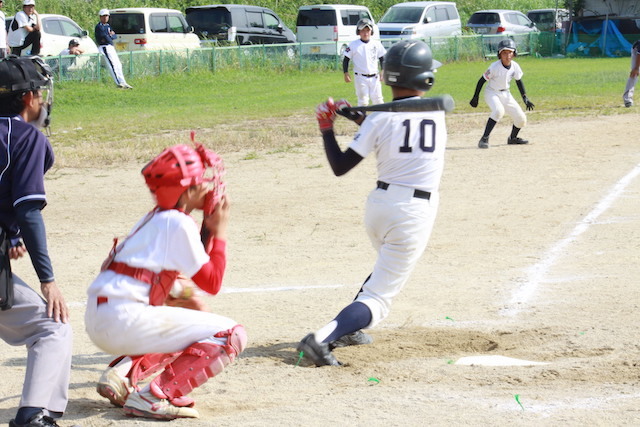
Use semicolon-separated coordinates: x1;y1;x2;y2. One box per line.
355;73;377;77
376;181;431;200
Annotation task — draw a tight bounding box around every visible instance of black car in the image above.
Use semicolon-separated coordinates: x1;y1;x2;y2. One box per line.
185;4;296;46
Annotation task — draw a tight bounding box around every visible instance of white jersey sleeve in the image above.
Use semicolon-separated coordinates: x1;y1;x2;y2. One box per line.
349;103;447;193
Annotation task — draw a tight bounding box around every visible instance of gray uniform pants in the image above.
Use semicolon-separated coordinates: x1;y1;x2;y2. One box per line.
0;276;72;413
623;47;638;105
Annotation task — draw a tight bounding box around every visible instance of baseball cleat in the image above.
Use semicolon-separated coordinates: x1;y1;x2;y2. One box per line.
478;136;489;149
9;412;60;427
624;101;633;108
329;330;373;350
123;390;199;420
297;333;342;367
507;137;529;145
96;367;134;407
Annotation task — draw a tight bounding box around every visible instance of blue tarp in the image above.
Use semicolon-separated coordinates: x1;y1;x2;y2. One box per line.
566;19;633;57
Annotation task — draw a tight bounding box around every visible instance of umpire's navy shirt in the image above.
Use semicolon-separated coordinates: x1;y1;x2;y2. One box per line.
0;115;54;239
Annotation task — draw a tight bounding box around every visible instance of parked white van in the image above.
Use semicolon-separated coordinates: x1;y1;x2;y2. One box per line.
377;1;462;47
107;8;201;51
296;4;379;56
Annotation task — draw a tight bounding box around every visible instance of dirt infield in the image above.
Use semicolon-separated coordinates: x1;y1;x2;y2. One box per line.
2;111;639;426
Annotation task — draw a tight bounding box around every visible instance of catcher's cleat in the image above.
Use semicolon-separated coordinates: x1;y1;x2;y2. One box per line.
478;136;489;149
9;412;59;427
329;330;373;350
507;136;529;145
297;333;342;367
123;390;199;420
97;367;134;407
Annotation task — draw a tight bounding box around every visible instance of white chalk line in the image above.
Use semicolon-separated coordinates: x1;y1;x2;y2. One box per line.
502;162;640;316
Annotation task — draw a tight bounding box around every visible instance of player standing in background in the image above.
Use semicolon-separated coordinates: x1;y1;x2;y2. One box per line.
95;9;132;89
622;40;640;108
8;0;41;56
85;144;246;420
343;18;386;106
0;0;7;59
298;40;447;367
0;56;72;427
469;39;535;149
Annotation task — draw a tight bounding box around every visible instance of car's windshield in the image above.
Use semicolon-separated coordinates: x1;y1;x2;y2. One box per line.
186;8;232;34
528;12;554;24
468;13;500;25
380;7;423;24
296;10;337;26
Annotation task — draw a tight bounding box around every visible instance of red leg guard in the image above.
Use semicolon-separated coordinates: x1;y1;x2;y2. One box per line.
128;352;181;387
150;325;247;402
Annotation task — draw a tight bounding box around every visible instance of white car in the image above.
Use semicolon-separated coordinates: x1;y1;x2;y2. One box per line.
6;13;98;57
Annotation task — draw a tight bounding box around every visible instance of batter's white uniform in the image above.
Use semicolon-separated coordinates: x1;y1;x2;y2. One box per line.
483;60;526;128
623;40;640;106
348;100;447;326
344;39;386;106
85;209;237;355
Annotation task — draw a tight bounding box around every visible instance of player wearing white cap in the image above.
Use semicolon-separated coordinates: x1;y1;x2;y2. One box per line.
95;9;132;89
343;18;386;106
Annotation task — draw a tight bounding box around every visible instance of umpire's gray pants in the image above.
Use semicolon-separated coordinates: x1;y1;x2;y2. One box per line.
0;276;72;413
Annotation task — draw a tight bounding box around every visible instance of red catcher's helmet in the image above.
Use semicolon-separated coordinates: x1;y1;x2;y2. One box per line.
142;144;209;209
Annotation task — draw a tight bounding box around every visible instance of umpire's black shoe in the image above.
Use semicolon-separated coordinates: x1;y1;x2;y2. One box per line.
9;412;60;427
297;333;342;367
507;136;529;145
329;330;373;350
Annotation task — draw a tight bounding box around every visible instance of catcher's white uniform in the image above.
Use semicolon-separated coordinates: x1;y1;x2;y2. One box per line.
348;102;447;326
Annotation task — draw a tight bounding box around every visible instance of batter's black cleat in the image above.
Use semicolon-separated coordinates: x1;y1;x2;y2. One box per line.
478;136;489;149
9;412;60;427
507;137;529;145
297;333;342;367
329;330;373;350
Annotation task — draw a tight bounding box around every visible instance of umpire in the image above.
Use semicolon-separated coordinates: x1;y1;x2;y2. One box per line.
0;56;72;427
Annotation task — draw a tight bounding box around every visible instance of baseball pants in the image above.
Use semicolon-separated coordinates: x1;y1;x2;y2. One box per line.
354;74;383;106
99;44;128;86
355;183;439;327
85;296;239;355
623;49;638;105
0;276;72;413
485;88;526;128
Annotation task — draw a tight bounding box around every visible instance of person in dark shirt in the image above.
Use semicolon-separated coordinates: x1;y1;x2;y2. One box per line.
95;8;132;89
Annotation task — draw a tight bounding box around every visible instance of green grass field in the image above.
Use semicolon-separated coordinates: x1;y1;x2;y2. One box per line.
50;56;633;166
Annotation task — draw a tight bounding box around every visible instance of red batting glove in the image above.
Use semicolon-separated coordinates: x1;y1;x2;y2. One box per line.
316;98;337;132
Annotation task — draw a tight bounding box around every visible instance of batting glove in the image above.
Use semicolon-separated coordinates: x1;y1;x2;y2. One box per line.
469;96;479;108
523;96;535;111
316;98;337;132
335;98;365;123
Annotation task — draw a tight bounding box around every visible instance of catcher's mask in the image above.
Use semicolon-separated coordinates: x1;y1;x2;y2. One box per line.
142;139;225;210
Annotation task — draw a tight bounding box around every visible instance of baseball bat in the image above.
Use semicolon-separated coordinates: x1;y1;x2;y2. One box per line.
342;95;455;113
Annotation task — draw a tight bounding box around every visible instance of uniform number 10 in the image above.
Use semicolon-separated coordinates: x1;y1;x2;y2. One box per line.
399;119;435;153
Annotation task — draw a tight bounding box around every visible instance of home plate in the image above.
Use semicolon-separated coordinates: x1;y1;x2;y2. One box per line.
455;355;549;366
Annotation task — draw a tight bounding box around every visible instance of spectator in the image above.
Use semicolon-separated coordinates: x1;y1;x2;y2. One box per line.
95;9;132;89
622;40;640;108
57;39;84;77
0;0;7;59
8;0;41;56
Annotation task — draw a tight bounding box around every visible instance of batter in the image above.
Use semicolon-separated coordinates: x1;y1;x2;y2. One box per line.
343;18;386;106
469;39;535;149
298;40;447;367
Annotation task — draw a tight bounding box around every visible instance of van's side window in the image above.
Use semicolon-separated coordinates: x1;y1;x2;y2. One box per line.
445;5;459;20
151;14;168;33
167;15;185;33
341;10;363;26
247;11;264;28
425;7;436;23
264;13;279;30
434;7;449;22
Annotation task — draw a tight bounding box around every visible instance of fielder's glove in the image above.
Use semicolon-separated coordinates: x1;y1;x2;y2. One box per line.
523;95;535;111
469;96;479;108
335;99;366;123
315;98;337;132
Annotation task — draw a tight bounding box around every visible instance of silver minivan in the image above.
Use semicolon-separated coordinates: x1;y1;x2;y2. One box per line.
377;1;462;47
296;4;378;56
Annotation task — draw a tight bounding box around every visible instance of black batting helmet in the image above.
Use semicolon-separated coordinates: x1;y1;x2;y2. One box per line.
383;40;441;92
356;18;374;36
497;39;517;58
0;55;52;96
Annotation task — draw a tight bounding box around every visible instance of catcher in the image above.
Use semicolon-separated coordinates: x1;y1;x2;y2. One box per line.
469;39;535;149
84;142;246;420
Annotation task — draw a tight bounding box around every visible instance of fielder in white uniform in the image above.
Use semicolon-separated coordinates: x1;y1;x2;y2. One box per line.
470;39;535;149
85;143;246;420
94;9;132;89
298;40;446;367
343;18;386;106
622;40;640;108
